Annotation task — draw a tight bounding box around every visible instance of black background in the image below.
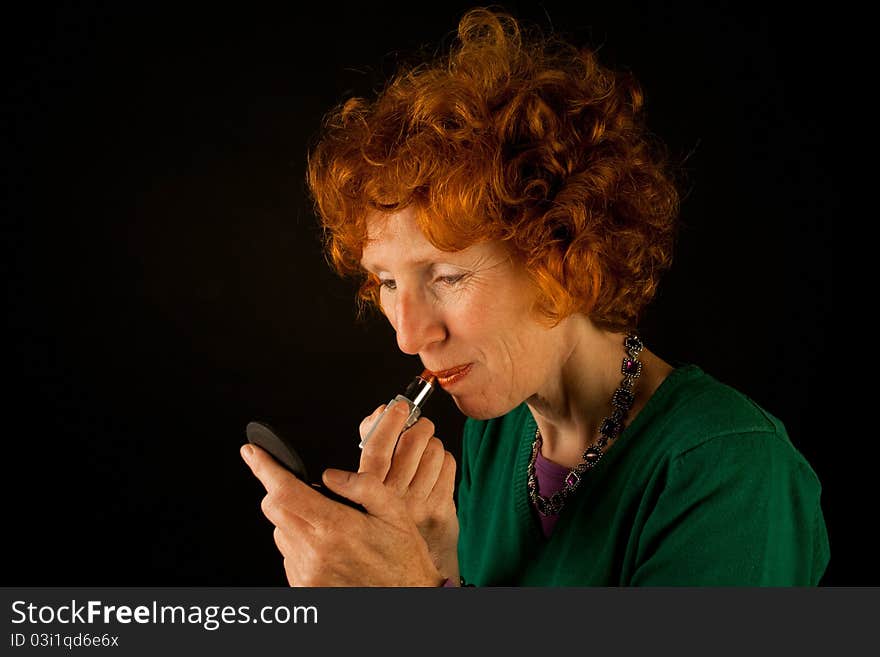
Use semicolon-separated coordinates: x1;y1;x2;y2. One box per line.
3;1;847;585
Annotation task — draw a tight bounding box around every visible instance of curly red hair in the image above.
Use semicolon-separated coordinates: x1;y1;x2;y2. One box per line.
306;7;680;331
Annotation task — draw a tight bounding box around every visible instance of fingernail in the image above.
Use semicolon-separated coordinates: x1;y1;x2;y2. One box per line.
241;444;254;461
323;469;353;486
359;403;392;449
393;400;412;417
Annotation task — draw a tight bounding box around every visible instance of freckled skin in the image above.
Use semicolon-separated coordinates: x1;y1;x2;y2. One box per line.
361;207;578;422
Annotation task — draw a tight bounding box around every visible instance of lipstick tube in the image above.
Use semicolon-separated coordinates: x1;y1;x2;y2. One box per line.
359;369;437;449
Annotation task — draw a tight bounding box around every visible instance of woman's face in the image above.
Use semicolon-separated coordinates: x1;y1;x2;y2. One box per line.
360;208;573;420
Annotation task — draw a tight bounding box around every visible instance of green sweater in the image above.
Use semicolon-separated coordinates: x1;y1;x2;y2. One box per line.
457;364;831;586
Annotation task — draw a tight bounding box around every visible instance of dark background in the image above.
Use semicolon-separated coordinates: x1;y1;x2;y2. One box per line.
3;2;847;585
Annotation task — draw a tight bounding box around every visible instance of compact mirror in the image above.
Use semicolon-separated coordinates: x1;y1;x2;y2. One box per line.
246;421;310;482
245;420;362;511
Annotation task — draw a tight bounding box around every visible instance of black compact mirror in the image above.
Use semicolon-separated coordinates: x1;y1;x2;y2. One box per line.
245;421;363;511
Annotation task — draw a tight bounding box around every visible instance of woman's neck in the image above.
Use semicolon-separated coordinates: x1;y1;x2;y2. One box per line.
526;320;672;468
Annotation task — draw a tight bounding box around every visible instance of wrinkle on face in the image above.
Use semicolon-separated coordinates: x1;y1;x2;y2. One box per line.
358;207;576;421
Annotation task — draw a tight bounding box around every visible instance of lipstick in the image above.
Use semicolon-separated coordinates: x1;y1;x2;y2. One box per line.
434;363;472;387
359;368;438;449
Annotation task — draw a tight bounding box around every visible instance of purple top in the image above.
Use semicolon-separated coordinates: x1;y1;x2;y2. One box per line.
444;448;567;585
532;449;569;537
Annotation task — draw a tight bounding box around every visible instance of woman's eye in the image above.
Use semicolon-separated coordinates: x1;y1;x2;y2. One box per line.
378;279;397;291
437;274;466;286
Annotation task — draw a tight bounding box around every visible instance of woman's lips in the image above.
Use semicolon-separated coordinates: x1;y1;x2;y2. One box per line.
433;363;473;388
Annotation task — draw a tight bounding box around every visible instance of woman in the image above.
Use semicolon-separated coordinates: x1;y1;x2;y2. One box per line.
241;7;830;586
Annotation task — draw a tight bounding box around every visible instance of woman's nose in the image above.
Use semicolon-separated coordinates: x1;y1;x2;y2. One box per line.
391;288;446;355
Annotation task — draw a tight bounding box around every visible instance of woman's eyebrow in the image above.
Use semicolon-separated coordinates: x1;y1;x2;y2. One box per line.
361;254;468;273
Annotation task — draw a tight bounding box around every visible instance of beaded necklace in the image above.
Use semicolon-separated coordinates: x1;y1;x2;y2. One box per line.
527;333;644;516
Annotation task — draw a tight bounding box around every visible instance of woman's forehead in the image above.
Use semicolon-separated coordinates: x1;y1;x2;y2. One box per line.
364;208;422;246
361;209;465;270
361;210;428;267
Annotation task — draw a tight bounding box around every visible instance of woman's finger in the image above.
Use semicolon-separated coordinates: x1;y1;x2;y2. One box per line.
359;405;387;438
358;400;411;479
407;437;446;501
427;450;457;507
383;418;434;494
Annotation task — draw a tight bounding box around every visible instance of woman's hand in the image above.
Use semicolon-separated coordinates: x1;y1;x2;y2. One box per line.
241;443;444;586
358;401;460;582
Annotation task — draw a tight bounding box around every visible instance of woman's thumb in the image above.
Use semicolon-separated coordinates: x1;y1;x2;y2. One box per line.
322;469;396;518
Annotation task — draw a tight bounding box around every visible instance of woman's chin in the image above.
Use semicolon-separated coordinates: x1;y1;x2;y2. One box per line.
450;395;513;421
